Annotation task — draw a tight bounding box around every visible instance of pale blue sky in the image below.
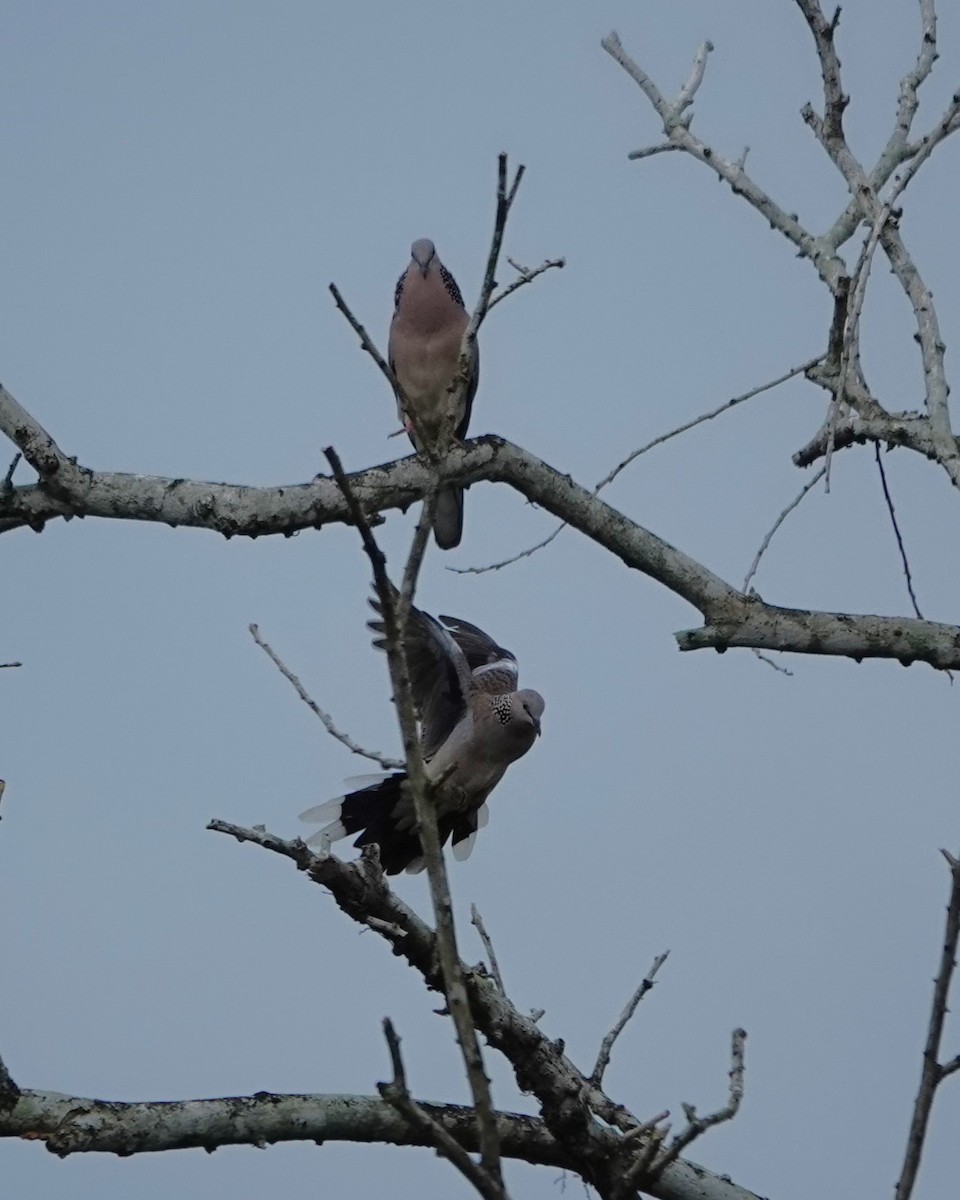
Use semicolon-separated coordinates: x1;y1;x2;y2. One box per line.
2;3;959;1198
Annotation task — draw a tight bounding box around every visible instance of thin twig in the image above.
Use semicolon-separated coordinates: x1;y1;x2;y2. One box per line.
874;446;923;620
399;494;437;617
452;357;820;577
2;453;20;492
450;522;565;576
750;650;794;677
486;257;565;312
595;357;822;493
249;623;402;769
628;143;683;161
465;154;525;347
328;283;400;395
591;951;670;1086
675;39;714;112
442;153;527;452
379;1019;507;1200
939;1054;960;1080
0;662;22;669
895;849;960;1200
364;916;407;940
471;905;506;994
616;1120;670;1200
0;1051;20;1111
651;1028;747;1177
742;467;827;593
324;444;504;1186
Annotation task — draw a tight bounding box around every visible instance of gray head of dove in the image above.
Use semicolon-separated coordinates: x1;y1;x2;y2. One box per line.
411;237;437;276
488;688;544;764
518;689;544;736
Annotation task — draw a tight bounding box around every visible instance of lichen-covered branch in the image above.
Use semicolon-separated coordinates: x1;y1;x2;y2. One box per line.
602;8;960;496
0;1087;559;1163
204;821;760;1200
4;384;960;669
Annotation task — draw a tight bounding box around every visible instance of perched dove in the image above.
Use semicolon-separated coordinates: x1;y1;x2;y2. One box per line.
388;238;478;550
299;599;543;874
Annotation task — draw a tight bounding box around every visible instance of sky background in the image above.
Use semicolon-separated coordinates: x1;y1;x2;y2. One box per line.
2;2;959;1198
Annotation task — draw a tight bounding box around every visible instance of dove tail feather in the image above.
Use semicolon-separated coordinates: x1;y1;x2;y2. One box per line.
432;487;464;550
302;774;491;875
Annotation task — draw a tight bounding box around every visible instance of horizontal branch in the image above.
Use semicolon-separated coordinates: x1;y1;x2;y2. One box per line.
793;409;960;491
1;1084;760;1200
4;392;960;668
0;1088;558;1163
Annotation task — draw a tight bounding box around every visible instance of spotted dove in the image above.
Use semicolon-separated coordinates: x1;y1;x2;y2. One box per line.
388;238;478;550
299;599;543;873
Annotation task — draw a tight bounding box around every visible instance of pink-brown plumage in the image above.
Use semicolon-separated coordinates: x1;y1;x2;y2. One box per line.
388;239;478;549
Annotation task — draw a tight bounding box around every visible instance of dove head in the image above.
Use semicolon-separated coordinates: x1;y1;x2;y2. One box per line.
411;238;437;276
517;689;545;737
491;688;544;765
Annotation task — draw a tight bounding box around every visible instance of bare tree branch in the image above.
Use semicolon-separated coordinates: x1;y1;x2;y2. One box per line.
822;0;940;252
651;1029;747;1176
742;467;826;593
0;1086;560;1164
486;257;565;313
4;394;960;668
248;622;403;769
379;1019;507;1200
471;905;507;995
0;1080;764;1200
469;153;526;339
0;1053;20;1112
793;407;960;489
795;0;958;461
604;11;960;506
591;951;669;1087
0;385;88;503
602;32;847;294
596;358;823;495
206;820;758;1200
615;1118;671;1200
453;355;824;577
895;849;960;1200
873;447;924;621
2;453;20;492
328;282;400;396
323;445;504;1187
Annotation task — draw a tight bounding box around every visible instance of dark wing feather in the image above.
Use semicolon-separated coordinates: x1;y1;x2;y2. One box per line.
438;614;515;670
455;338;479;441
369;595;471;758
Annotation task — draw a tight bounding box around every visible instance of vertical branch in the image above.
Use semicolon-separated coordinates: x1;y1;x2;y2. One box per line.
0;1053;20;1112
323;446;505;1194
450;153;526;413
797;0;957;460
469;153;526;339
874;447;924;620
895;849;960;1200
378;1019;505;1200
